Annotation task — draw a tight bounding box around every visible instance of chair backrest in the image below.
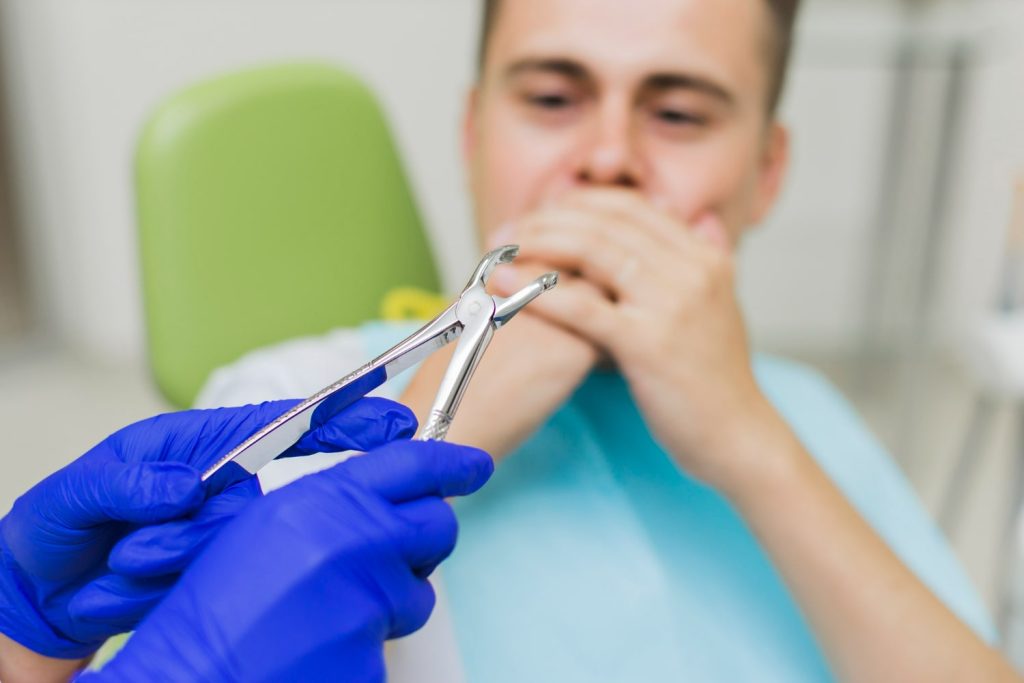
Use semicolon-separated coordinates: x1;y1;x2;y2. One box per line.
137;63;440;408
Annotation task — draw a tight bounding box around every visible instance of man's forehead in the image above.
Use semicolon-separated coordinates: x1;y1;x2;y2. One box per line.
484;0;768;100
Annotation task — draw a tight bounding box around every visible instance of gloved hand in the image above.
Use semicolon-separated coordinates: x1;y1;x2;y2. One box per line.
80;439;494;683
0;397;416;658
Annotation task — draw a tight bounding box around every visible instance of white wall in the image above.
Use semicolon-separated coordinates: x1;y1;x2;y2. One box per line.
741;3;903;352
0;0;1021;363
742;1;1024;354
936;4;1024;346
0;0;483;362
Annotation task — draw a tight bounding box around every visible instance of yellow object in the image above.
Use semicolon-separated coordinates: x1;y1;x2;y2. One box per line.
380;287;448;321
88;632;130;671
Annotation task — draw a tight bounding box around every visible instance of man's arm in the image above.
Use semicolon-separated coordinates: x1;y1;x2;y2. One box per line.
717;399;1017;681
502;187;1020;681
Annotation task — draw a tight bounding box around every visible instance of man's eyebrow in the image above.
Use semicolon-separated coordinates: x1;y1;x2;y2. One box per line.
502;58;591;83
643;73;735;107
500;59;735;106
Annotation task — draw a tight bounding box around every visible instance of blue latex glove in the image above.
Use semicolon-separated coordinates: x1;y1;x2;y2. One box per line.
0;398;415;658
80;439;494;683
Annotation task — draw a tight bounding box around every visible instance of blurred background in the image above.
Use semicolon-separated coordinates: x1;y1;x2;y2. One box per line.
0;0;1023;662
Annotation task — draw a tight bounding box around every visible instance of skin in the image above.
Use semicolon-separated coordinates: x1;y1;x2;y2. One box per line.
0;633;89;683
399;0;1023;680
6;0;1019;679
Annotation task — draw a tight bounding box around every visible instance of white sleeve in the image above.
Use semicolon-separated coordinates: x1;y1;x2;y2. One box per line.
194;328;370;408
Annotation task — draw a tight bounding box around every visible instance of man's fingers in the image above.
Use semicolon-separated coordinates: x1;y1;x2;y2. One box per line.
512;195;730;295
558;188;691;251
513;207;667;302
691;212;732;250
559;188;735;257
491;263;619;350
332;440;494;504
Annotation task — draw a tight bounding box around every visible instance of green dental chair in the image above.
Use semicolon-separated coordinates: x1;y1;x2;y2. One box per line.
136;62;441;409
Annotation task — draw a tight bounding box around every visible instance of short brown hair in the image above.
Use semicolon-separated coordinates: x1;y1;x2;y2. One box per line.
476;0;801;114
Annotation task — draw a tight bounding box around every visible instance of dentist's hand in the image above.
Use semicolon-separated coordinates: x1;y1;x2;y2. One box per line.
80;439;494;683
0;398;415;659
496;188;771;491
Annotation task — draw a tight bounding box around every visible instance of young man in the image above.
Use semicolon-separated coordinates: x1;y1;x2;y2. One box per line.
200;0;1018;680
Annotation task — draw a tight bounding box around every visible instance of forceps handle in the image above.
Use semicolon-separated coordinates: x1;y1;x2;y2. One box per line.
419;410;454;441
200;364;386;482
416;306;496;442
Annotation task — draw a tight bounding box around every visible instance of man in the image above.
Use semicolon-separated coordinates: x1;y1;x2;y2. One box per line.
200;0;1017;680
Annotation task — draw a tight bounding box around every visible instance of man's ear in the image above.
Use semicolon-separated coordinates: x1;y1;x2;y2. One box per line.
750;122;790;224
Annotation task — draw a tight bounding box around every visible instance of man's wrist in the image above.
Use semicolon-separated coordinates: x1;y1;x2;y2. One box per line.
699;396;809;506
0;631;91;683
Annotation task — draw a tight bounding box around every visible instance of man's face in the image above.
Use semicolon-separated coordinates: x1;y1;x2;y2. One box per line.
464;0;789;245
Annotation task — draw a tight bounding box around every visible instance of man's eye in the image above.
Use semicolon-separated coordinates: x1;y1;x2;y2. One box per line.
527;93;572;109
654;109;706;126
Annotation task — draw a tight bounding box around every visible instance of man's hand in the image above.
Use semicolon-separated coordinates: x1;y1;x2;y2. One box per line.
497;188;772;489
401;274;600;459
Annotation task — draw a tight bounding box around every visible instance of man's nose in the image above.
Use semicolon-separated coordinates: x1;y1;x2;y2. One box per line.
574;105;644;188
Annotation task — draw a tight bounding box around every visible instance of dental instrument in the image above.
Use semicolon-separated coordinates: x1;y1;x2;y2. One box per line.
200;245;557;482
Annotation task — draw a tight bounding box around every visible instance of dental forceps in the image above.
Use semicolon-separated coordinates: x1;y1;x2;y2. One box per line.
201;245;557;482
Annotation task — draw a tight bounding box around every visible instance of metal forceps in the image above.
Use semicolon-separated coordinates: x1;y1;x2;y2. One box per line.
201;245;557;482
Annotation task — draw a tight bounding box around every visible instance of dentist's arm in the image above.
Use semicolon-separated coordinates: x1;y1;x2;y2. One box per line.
0;633;89;683
0;398;415;682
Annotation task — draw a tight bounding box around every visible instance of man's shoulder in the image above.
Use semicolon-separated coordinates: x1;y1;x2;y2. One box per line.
752;354;867;439
752;354;838;400
751;353;906;516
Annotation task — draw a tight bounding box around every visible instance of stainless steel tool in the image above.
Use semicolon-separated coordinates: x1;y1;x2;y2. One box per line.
201;245;557;482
